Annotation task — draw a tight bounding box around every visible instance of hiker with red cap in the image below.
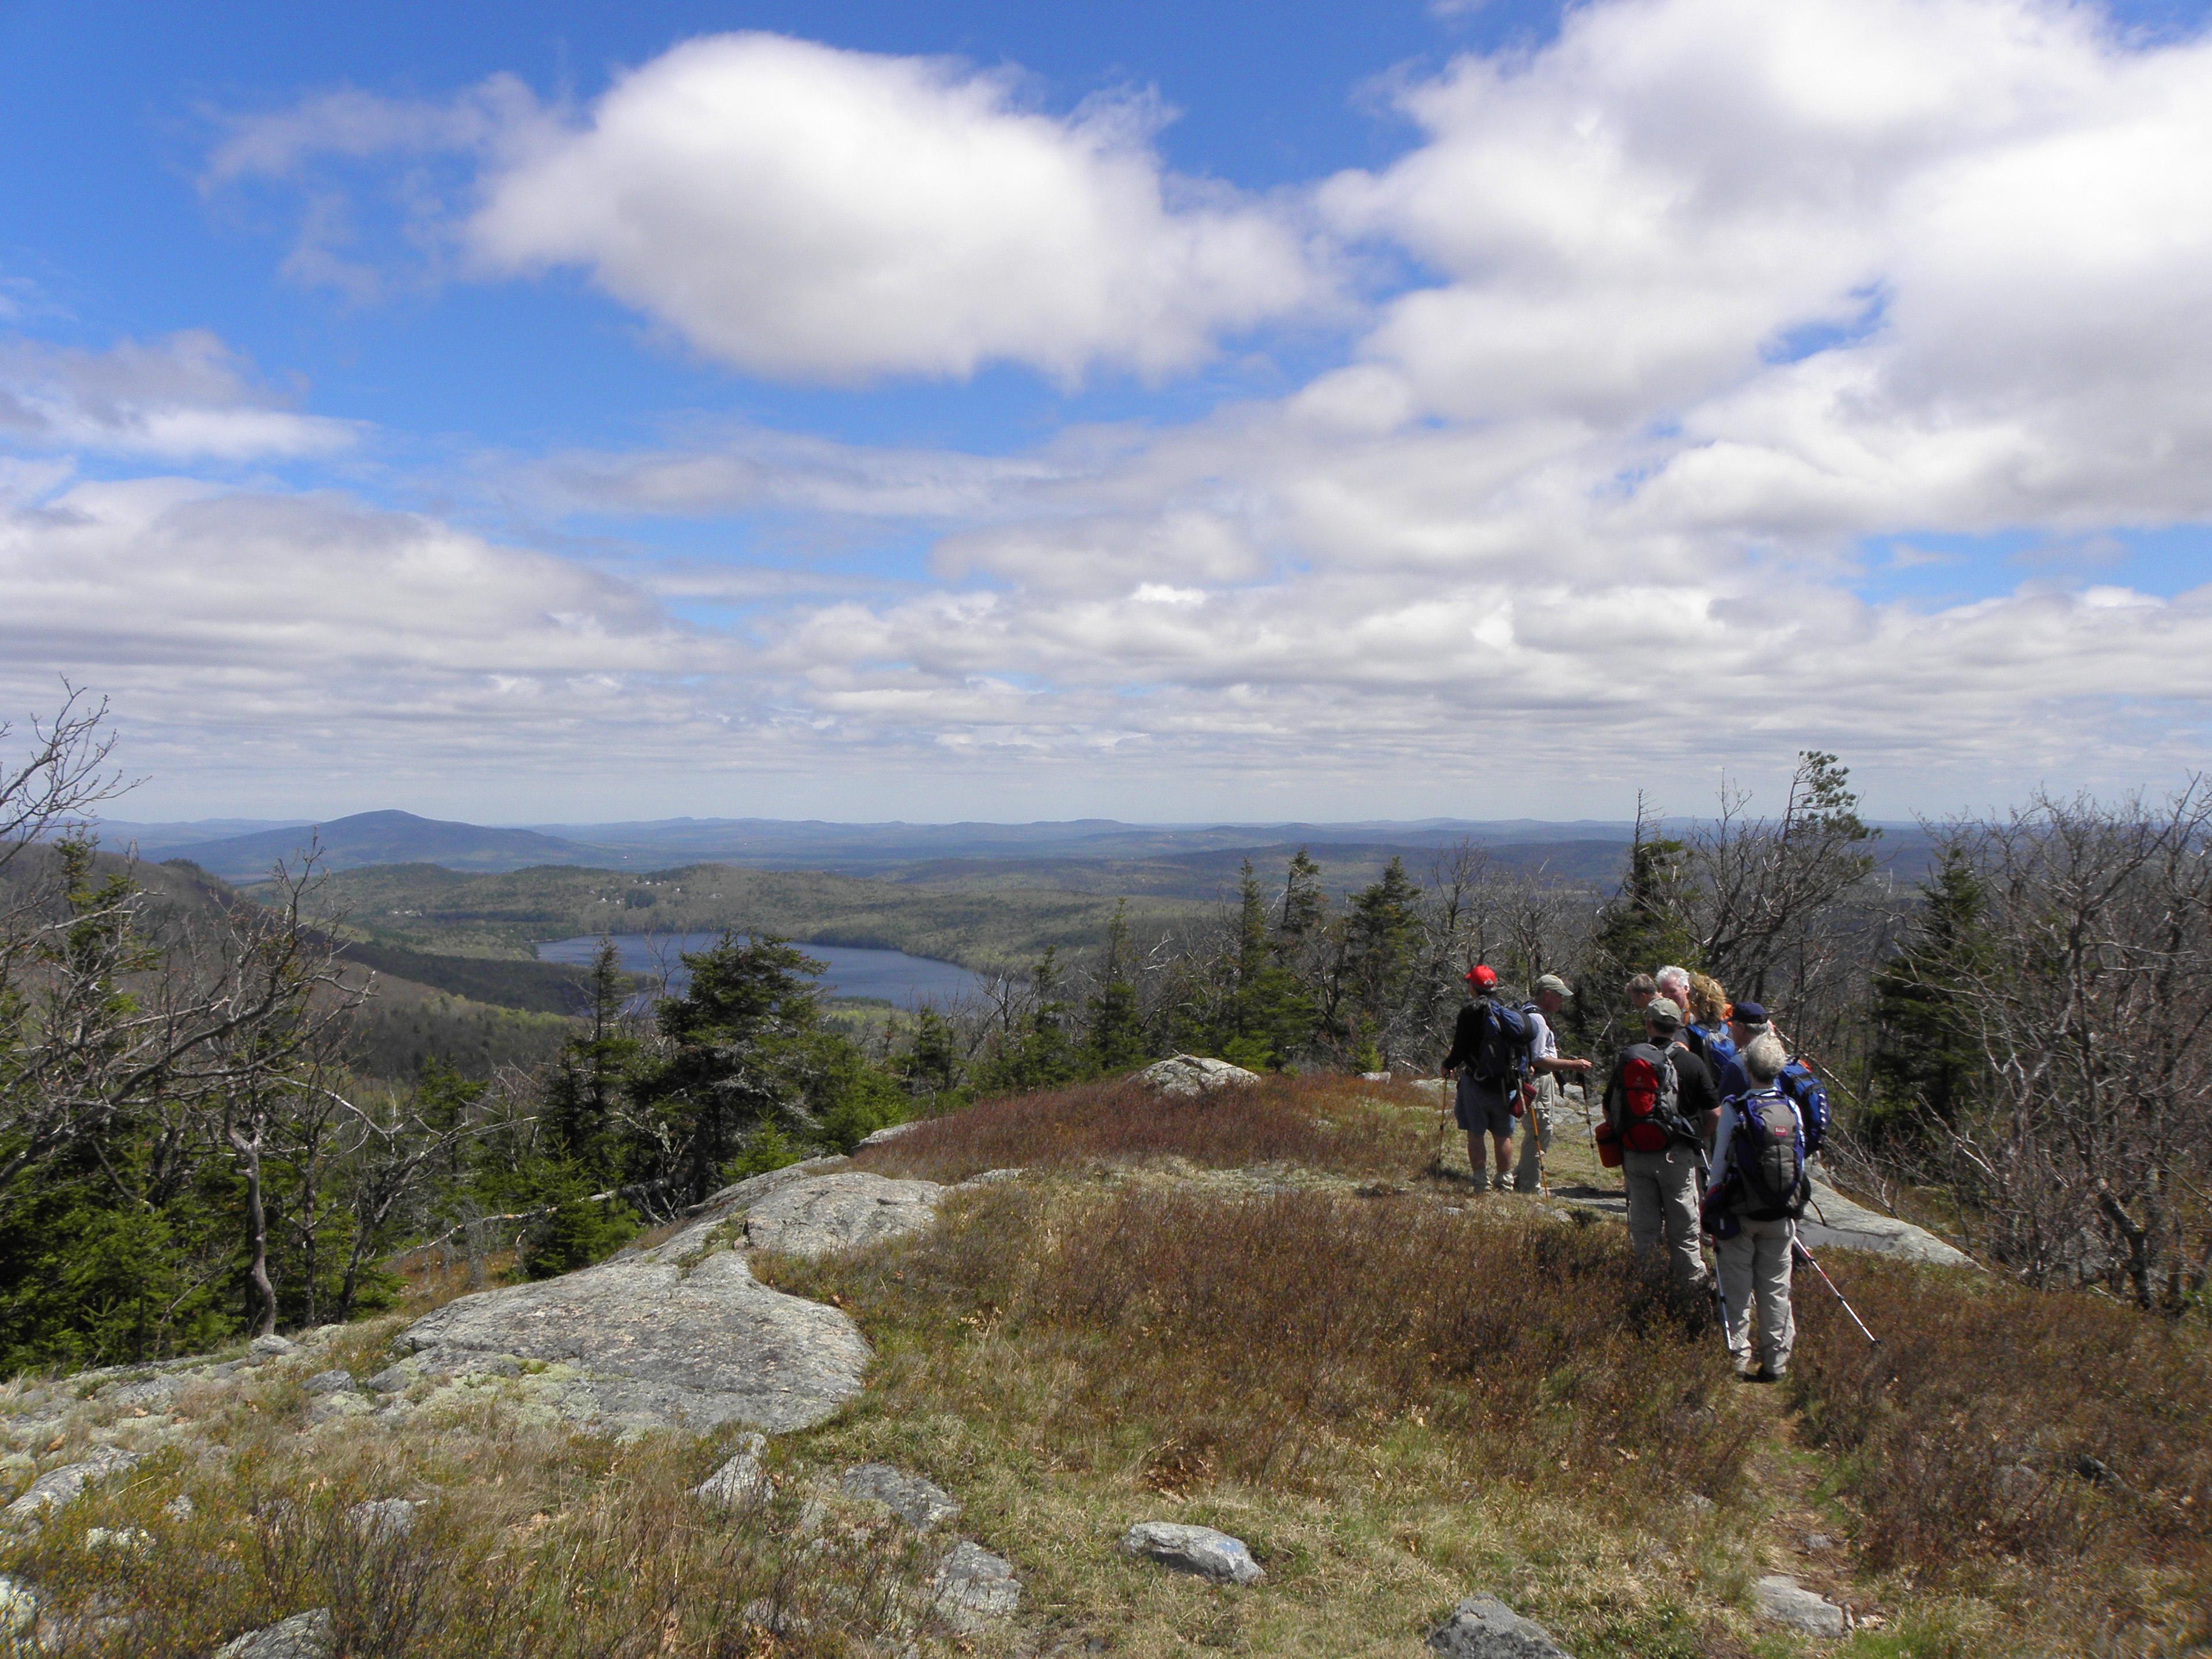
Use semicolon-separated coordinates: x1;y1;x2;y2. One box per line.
1440;964;1535;1194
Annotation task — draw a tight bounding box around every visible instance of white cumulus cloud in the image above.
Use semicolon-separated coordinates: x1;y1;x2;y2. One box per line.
213;34;1323;384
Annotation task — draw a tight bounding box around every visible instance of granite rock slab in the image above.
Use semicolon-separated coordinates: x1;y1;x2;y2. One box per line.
397;1226;870;1434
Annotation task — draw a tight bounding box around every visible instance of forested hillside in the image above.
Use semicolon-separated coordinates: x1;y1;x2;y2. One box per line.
288;861;1214;972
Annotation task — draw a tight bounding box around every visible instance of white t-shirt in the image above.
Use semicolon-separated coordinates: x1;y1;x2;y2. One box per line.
1524;1006;1558;1063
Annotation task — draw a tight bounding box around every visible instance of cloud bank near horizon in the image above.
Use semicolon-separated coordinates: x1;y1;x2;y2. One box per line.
10;0;2212;820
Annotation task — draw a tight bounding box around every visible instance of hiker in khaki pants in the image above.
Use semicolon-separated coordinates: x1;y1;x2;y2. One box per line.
1513;973;1592;1192
1703;1030;1803;1382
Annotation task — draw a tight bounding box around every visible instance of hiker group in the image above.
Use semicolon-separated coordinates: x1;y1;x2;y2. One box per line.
1441;963;1830;1383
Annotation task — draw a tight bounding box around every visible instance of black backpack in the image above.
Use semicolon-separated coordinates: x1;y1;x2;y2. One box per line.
1468;998;1535;1086
1728;1088;1808;1221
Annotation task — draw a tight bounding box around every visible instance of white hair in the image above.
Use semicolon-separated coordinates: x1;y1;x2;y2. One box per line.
1743;1030;1789;1085
1655;965;1692;999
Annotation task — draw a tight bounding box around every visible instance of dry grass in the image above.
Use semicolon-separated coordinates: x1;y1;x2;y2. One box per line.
1791;1254;2212;1656
2;1406;935;1657
759;1180;1770;1657
852;1074;1433;1185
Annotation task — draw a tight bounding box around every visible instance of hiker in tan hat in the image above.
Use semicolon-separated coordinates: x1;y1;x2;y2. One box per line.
1513;972;1593;1193
1601;994;1721;1287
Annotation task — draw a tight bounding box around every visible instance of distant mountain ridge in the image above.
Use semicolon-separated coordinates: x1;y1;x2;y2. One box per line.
116;809;1935;887
157;810;608;881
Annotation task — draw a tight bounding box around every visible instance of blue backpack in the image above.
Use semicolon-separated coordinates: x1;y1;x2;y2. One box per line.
1777;1060;1829;1157
1728;1087;1808;1221
1469;998;1535;1086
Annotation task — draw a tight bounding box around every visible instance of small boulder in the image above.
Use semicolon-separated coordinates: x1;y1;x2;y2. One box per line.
84;1525;153;1555
1426;1594;1574;1658
839;1464;959;1529
215;1607;334;1659
362;1364;416;1396
1752;1575;1844;1637
110;1376;181;1411
1139;1055;1262;1099
932;1540;1021;1628
856;1121;923;1149
1119;1521;1263;1585
693;1435;770;1508
346;1499;417;1540
248;1334;297;1359
300;1370;356;1396
3;1446;141;1521
306;1392;373;1426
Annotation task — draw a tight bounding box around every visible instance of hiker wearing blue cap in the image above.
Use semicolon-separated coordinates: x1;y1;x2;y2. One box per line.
1711;999;1770;1100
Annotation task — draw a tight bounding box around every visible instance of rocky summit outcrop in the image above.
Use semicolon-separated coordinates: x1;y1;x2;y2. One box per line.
397;1241;867;1434
743;1172;945;1259
1795;1181;1976;1269
1140;1054;1263;1099
394;1166;961;1434
1554;1177;1971;1268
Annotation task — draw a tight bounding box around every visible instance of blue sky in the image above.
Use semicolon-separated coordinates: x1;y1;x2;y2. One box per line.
5;0;2211;823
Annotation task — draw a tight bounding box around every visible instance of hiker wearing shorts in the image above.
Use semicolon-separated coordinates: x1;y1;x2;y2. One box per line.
1514;974;1593;1193
1704;1031;1802;1382
1442;965;1518;1194
1603;995;1719;1287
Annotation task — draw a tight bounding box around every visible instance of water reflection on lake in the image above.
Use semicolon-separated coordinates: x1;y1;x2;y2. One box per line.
535;933;987;1008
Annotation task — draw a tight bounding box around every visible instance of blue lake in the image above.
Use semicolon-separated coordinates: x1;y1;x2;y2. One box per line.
535;933;987;1009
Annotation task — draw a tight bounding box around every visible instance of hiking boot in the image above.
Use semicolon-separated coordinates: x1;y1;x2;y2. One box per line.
1745;1365;1779;1385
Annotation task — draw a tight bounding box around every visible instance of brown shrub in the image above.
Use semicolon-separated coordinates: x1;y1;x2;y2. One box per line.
851;1074;1429;1184
1791;1253;2212;1649
771;1181;1754;1507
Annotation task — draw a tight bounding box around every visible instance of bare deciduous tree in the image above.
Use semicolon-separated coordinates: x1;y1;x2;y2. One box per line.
1889;783;2212;1309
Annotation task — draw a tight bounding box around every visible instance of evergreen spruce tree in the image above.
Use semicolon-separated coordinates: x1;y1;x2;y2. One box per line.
1868;848;1991;1139
1573;816;1700;1054
1084;902;1151;1075
897;1006;971;1115
1279;848;1326;948
1214;860;1315;1070
1340;857;1422;1066
542;938;635;1176
973;948;1085;1096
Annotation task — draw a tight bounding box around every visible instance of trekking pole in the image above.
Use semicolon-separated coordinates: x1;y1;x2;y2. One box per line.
1524;1074;1550;1199
1792;1236;1878;1345
1695;1150;1729;1333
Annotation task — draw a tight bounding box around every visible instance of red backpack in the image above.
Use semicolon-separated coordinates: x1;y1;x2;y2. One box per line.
1612;1041;1692;1153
